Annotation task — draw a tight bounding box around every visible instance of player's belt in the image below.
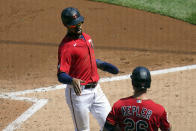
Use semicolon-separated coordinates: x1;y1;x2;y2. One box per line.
83;82;97;89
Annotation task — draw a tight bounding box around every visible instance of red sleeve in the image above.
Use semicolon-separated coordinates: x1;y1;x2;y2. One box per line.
160;110;171;131
106;103;118;126
58;46;71;74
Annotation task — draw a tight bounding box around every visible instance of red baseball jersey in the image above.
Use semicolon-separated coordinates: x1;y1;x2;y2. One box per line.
106;96;170;131
58;33;99;85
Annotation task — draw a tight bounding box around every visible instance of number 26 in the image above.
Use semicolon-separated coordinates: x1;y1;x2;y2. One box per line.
124;118;148;131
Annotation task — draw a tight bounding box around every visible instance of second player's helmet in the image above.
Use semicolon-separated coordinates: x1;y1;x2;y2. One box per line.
61;7;84;26
130;66;151;89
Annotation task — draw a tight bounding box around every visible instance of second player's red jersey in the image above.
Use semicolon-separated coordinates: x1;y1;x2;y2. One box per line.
57;33;99;85
106;96;170;131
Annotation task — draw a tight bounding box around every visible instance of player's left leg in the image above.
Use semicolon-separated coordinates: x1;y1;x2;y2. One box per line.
90;84;111;130
65;85;92;131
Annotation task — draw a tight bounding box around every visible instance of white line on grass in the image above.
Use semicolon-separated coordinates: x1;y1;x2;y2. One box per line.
1;64;196;131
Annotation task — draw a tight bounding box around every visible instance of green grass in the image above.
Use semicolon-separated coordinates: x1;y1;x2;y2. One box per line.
91;0;196;25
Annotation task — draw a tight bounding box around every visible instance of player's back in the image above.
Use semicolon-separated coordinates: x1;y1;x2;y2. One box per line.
109;96;170;131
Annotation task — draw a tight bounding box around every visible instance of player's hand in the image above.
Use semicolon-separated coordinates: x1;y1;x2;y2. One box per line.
72;78;85;96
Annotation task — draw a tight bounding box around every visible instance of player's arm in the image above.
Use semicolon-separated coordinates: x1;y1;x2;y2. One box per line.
160;110;171;131
103;102;120;131
57;46;73;85
57;72;73;84
57;72;84;96
96;59;119;74
103;121;116;131
57;47;84;95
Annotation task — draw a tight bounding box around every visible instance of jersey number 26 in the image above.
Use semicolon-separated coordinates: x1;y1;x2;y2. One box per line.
124;118;148;131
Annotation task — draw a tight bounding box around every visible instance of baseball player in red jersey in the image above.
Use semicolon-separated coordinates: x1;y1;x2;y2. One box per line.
103;66;171;131
57;7;119;131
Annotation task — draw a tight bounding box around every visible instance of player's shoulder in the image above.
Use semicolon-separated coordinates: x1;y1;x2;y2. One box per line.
113;96;132;107
59;36;74;48
119;96;132;101
148;100;166;112
82;32;91;39
150;100;165;108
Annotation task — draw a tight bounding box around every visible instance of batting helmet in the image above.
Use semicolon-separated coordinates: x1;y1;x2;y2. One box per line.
61;7;84;26
130;66;151;89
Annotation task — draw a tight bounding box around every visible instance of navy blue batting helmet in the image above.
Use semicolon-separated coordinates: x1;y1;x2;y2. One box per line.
130;66;151;89
61;7;84;26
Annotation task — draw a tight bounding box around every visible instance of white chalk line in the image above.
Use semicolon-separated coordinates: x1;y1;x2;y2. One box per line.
1;64;196;131
2;99;48;131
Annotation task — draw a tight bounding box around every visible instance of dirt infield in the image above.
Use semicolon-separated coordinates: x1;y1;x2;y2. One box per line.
11;69;195;131
0;99;32;130
0;0;196;130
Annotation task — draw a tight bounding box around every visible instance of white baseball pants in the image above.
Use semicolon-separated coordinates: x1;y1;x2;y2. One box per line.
65;84;111;131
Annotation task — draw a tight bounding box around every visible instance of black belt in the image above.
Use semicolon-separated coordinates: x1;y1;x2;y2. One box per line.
83;82;97;89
